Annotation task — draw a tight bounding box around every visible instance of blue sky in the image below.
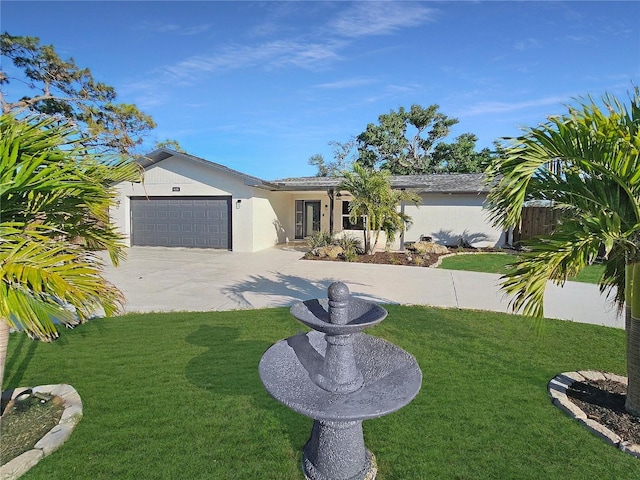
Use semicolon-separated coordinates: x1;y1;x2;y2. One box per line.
3;1;639;179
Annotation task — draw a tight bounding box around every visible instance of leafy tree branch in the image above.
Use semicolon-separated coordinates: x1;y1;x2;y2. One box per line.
1;33;156;155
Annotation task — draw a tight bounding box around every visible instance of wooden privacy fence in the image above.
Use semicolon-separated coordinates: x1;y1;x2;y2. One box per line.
512;206;562;244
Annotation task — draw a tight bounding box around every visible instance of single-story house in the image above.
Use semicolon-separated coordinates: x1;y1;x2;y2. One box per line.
110;148;506;252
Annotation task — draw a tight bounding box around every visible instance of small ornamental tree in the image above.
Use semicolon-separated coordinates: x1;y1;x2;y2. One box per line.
338;163;420;254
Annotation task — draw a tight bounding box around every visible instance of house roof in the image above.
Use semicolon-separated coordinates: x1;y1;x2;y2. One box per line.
138;149;490;194
272;173;490;194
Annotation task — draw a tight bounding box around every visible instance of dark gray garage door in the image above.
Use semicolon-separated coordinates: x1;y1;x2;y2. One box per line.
131;196;232;249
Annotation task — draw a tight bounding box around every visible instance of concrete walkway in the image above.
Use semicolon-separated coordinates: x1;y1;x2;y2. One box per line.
101;246;624;329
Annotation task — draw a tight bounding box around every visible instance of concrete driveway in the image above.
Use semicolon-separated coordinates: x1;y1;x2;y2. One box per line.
101;245;624;329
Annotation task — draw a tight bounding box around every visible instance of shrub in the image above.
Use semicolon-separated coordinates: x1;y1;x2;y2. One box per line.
306;232;364;261
412;255;425;266
336;234;363;261
307;231;333;249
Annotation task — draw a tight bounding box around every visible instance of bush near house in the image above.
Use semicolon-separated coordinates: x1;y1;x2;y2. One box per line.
306;232;364;262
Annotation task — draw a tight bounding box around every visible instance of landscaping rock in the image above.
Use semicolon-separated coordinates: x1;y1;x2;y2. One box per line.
552;396;587;420
549;371;640;459
579;370;606;382
313;245;344;259
582;418;621;446
604;372;628;385
408;241;448;255
0;449;44;480
620;441;640;458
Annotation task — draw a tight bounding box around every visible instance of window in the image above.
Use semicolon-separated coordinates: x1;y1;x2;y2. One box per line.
341;201;365;230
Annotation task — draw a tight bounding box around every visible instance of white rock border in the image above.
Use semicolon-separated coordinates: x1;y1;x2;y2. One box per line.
548;371;640;458
0;384;83;480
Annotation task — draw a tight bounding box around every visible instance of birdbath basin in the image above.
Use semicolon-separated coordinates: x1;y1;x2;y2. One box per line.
290;284;387;335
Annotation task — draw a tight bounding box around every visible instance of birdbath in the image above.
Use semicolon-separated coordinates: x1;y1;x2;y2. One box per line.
259;282;422;480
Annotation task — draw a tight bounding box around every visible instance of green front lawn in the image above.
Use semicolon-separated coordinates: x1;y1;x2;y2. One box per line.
3;306;637;479
439;252;605;284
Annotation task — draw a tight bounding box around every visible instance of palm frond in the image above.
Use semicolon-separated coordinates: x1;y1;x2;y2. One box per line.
0;113;135;342
487;90;640;317
0;234;123;339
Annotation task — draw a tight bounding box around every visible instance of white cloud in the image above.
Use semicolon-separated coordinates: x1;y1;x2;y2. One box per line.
464;95;570;116
565;34;595;43
514;38;542;51
313;78;376;89
181;24;213;36
160;40;344;82
329;2;437;38
134;21;211;36
127;3;438;102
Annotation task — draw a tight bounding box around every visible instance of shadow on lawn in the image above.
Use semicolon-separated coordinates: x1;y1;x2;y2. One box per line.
184;324;310;450
3;333;40;389
221;272;392;309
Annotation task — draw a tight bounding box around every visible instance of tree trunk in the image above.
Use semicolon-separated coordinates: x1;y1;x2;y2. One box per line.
625;263;640;415
0;321;10;393
363;218;373;255
362;228;370;255
371;230;382;254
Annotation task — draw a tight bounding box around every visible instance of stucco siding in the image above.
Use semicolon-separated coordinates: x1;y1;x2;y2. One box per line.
402;193;504;248
141;158;254;197
248;191;291;252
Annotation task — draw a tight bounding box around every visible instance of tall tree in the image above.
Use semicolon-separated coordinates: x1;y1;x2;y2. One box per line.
308;154;330;177
308;138;356;177
0;33;156;155
432;133;494;173
485;90;640;414
0;113;141;390
356;104;490;174
339;163;420;254
154;139;185;153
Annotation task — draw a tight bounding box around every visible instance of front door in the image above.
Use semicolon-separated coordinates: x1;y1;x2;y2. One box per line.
295;200;321;239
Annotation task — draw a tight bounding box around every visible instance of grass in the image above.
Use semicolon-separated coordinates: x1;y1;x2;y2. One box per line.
3;306;639;479
439;252;605;284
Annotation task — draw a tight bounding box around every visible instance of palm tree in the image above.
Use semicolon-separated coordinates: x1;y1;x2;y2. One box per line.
339;163;420;254
0;113;142;390
485;90;640;414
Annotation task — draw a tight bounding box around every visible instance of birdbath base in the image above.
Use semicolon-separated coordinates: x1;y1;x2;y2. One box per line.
302;419;377;480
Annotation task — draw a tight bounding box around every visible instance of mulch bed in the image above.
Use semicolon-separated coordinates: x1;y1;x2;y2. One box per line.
567;378;640;445
303;248;500;267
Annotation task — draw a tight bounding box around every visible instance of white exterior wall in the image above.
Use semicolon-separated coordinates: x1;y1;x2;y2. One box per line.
399;193;505;248
249;190;292;251
331;193;505;251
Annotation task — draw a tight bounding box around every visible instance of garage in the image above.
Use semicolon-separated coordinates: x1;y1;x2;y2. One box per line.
130;196;232;249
